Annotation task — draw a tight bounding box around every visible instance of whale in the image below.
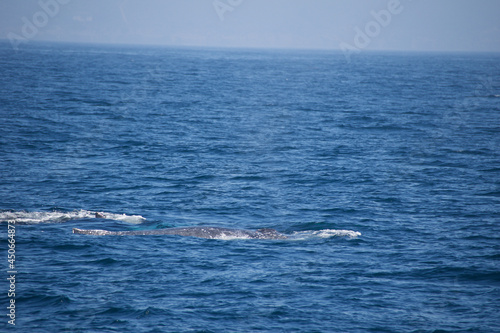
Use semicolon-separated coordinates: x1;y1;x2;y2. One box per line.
73;226;288;240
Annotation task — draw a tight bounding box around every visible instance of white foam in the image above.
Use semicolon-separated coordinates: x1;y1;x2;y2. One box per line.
0;210;146;224
290;229;361;240
208;229;361;240
211;229;362;241
101;213;146;224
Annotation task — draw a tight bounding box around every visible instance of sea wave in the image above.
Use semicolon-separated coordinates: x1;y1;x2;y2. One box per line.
0;210;146;224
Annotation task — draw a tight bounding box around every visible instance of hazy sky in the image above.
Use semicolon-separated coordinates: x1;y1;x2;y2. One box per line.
1;0;500;52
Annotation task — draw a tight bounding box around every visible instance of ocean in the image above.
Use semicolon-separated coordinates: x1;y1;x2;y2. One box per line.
0;41;499;332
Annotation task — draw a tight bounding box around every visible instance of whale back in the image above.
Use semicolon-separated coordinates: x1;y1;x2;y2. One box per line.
73;226;287;239
256;228;287;239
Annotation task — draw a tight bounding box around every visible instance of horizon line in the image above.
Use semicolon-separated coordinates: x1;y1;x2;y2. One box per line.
1;38;500;55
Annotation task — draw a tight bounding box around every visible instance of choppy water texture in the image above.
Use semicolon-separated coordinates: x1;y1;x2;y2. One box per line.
0;41;499;332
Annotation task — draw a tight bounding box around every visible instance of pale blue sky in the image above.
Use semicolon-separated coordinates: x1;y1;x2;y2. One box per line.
1;0;500;52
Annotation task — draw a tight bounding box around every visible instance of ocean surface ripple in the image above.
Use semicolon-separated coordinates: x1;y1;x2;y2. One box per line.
0;42;499;332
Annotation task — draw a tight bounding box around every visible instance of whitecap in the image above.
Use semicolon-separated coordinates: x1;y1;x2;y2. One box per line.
289;229;361;240
98;212;146;224
0;210;146;224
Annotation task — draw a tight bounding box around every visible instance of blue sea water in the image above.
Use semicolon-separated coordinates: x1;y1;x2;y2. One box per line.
0;41;499;332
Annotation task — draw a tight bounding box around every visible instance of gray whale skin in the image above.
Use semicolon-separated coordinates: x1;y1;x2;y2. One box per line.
73;226;287;240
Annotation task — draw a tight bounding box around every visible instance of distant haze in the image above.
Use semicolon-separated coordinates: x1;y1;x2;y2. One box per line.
1;0;500;52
